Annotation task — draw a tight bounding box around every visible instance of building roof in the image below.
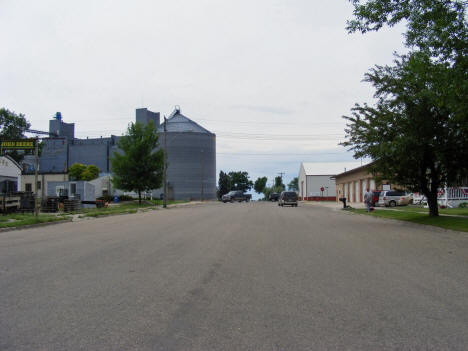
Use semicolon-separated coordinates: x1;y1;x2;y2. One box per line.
158;108;214;134
301;161;365;176
0;155;22;171
334;161;376;178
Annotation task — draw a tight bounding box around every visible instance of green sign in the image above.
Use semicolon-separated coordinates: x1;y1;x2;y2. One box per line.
0;139;36;151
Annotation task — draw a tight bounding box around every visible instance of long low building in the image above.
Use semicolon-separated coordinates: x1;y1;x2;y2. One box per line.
334;163;397;204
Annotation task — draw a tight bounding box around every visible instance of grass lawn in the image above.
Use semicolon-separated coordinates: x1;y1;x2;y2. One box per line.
379;206;468;216
0;213;69;228
352;208;468;232
77;200;187;218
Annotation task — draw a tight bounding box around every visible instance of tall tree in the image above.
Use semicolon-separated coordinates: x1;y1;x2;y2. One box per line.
343;0;468;217
110;121;164;204
288;177;299;191
254;176;268;194
274;176;285;191
0;108;31;162
217;171;231;198
229;171;253;192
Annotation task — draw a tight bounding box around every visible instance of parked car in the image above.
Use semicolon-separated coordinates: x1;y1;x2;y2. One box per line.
371;191;381;206
278;191;298;207
378;190;412;207
222;190;252;203
269;192;280;202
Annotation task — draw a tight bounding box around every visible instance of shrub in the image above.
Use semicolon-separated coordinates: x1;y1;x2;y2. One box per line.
118;195;134;201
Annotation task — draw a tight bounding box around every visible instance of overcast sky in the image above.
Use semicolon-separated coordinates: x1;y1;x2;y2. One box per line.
0;0;406;188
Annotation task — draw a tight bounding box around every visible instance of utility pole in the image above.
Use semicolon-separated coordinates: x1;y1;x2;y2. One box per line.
163;116;167;208
34;137;39;217
277;172;285;189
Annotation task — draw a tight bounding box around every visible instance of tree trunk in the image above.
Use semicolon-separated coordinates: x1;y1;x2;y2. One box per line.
427;191;439;217
138;190;141;204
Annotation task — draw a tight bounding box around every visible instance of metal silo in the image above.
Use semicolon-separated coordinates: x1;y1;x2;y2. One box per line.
157;107;216;200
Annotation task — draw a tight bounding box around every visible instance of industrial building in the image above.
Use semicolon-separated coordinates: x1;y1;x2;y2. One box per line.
29;107;216;200
298;162;362;201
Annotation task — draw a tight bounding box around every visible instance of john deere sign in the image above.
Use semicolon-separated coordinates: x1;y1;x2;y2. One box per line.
0;139;36;151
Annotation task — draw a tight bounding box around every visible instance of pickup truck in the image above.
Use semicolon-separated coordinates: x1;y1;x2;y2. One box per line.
222;190;252;203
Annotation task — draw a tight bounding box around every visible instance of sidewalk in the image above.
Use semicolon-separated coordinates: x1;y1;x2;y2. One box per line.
299;201;367;210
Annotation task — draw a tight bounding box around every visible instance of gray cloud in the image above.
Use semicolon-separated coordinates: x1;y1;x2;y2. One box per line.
230;105;294;115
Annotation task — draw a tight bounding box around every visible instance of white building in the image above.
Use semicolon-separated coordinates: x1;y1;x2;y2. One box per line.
298;162;362;201
0;155;22;193
21;173;68;198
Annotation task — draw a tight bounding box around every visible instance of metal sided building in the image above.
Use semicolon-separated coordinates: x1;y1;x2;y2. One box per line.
156;107;216;200
34;107;216;201
298;162;362;201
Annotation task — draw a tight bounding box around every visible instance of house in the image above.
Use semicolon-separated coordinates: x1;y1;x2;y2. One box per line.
298;162;362;201
0;155;22;193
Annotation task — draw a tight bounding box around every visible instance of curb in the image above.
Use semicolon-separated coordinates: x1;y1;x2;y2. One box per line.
0;218;73;233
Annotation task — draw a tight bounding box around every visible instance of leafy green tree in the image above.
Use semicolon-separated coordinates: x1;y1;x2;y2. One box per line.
347;0;468;62
254;177;268;194
217;171;231;198
110;121;164;204
82;165;100;181
0;108;31;162
343;0;468;217
288;177;299;191
229;171;253;192
69;163;87;180
274;176;285;191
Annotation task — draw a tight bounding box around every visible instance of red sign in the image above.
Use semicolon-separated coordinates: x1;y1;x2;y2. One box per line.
320;187;324;192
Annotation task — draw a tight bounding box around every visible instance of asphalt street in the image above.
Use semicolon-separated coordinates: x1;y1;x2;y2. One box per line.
1;202;468;350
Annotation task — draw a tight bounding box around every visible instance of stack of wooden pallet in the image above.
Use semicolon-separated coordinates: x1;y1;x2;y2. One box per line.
63;199;81;212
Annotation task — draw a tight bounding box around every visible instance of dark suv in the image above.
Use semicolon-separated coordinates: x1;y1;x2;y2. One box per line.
278;191;298;207
269;192;280;202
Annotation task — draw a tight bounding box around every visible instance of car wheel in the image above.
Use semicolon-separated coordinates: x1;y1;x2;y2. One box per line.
389;200;396;207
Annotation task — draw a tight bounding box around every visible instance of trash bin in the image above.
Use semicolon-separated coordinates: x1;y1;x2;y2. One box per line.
113;195;119;203
339;197;347;209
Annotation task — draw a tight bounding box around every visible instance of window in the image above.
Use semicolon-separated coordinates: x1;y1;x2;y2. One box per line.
25;183;32;192
37;181;41;190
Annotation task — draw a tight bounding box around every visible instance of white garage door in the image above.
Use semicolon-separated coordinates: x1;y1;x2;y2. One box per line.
349;182;354;202
361;179;366;202
370;179;376;191
355;182;359;202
